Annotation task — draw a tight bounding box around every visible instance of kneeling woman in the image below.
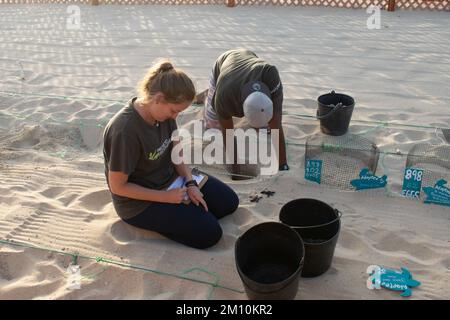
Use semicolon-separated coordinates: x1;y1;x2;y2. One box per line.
103;61;239;249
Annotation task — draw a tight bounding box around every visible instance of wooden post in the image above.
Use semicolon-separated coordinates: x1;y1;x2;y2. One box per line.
226;0;236;7
387;0;396;11
91;0;100;5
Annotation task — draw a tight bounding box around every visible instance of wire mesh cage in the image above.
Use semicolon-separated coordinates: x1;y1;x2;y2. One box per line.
405;143;450;202
305;133;380;190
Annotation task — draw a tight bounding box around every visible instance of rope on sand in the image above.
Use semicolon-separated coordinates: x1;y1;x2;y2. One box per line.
1;90;448;131
1;90;445;160
0;238;245;297
0;90;128;104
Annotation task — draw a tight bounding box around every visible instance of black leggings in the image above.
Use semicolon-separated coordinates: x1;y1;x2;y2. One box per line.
124;175;239;249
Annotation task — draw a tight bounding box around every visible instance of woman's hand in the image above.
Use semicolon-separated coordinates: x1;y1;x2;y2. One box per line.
164;187;187;204
187;186;208;212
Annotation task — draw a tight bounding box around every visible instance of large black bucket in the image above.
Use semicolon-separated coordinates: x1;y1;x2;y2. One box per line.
279;199;341;278
235;222;304;300
317;90;355;136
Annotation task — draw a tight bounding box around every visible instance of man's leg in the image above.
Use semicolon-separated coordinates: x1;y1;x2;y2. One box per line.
194;89;208;105
203;69;221;130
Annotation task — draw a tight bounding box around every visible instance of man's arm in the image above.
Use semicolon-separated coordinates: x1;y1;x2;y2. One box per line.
268;89;288;170
219;117;235;164
268;114;288;169
219;117;247;179
194;89;208;105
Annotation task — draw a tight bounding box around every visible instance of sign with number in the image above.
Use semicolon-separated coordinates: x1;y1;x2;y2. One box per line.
402;167;423;199
305;160;322;184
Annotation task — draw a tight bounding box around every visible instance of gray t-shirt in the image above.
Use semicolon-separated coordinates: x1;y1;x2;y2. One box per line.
103;97;178;220
212;49;283;120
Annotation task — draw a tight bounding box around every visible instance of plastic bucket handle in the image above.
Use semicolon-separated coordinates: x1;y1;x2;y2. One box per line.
287;209;342;229
316;90;344;120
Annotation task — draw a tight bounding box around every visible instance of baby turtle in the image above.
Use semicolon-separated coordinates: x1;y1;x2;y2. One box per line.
261;189;276;197
249;194;263;203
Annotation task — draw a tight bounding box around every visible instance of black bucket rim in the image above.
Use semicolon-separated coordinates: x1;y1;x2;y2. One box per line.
318;90;355;109
235;222;305;292
237;264;303;295
279;198;342;246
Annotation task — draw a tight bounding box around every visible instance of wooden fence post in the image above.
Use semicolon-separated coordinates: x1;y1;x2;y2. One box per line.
226;0;236;7
387;0;396;11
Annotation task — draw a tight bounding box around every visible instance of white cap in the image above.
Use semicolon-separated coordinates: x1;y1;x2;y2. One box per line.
242;81;273;128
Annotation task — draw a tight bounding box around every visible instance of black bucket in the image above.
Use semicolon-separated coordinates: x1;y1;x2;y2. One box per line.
235;222;304;300
279;199;341;278
317;90;355;136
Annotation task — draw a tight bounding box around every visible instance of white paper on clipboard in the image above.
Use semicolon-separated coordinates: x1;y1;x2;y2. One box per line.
166;174;207;202
166;174;206;191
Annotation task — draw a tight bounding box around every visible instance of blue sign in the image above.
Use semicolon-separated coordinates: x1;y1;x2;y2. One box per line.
402;167;423;199
368;266;421;297
305;160;322;184
350;168;387;190
422;179;450;207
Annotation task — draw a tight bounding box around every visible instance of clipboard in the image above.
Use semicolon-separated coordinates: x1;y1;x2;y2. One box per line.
166;173;208;204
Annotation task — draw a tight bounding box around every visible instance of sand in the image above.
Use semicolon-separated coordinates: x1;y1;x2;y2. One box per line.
0;4;449;299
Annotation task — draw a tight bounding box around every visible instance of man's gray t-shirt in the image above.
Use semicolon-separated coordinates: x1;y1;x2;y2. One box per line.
103;97;178;220
212;49;283;120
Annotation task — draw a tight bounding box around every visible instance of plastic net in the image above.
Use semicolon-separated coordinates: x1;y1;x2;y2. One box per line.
305;133;380;190
405;143;450;201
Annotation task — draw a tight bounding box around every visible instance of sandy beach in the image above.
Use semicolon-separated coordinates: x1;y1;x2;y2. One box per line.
0;4;449;299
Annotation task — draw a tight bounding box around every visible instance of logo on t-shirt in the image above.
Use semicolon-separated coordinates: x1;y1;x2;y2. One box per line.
252;83;261;91
148;138;171;161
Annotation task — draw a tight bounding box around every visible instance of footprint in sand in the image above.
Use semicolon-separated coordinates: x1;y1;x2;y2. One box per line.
56;192;79;207
211;234;236;252
34;263;64;283
395;113;412;121
9;125;41;148
335;203;357;217
77;120;104;150
109;220;140;243
402;130;429;142
370;113;389;122
109;220;164;244
293;98;317;110
0;249;33;281
373;233;438;262
26;74;54;85
299;124;320;136
336;229;368;253
232;207;253;227
253;202;278;219
40;186;65;199
77;189;111;212
440;257;450;270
